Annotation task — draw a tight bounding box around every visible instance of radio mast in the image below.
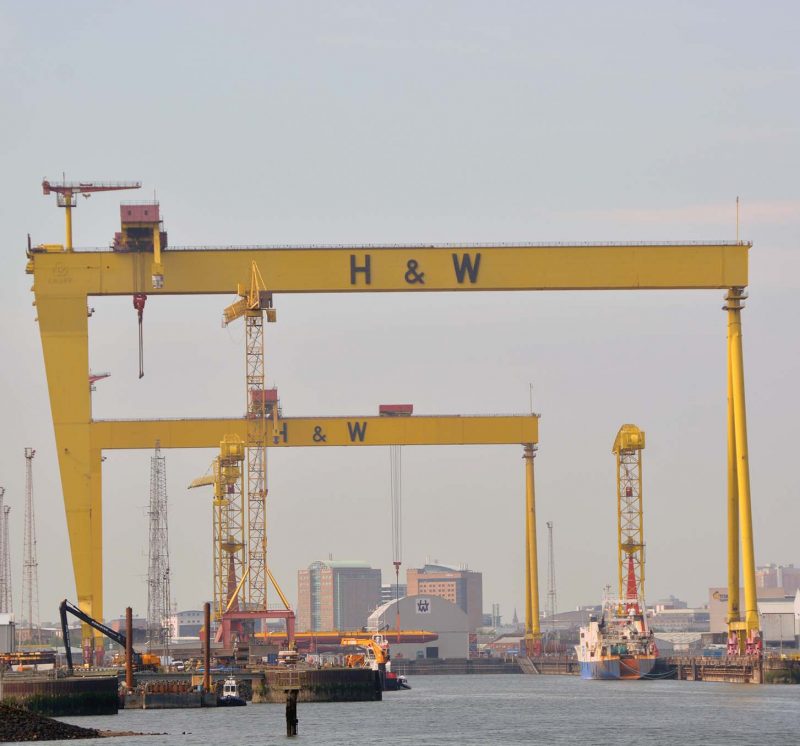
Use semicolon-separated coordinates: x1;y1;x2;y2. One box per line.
22;448;39;642
147;443;171;654
0;487;11;614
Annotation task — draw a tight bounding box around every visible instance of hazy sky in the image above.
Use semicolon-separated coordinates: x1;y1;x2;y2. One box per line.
1;1;798;625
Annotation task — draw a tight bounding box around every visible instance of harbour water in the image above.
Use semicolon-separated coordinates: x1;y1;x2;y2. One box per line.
53;674;798;746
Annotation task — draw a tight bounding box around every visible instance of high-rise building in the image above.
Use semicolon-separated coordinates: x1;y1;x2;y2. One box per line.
756;564;800;595
381;583;407;605
297;560;381;632
406;563;483;632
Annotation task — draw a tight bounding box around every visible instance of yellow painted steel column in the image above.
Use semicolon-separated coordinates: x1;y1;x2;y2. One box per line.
523;444;540;655
726;289;759;640
64;203;73;251
725;324;740;632
34;290;102;653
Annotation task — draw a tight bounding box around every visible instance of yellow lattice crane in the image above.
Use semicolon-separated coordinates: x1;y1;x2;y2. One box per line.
613;425;645;613
189;436;246;621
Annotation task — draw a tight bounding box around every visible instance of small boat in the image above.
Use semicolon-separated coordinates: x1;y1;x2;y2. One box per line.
217;676;246;706
397;674;411;690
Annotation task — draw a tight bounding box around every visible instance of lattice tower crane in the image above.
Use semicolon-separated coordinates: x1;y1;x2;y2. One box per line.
189;436;247;621
612;425;646;614
222;263;290;623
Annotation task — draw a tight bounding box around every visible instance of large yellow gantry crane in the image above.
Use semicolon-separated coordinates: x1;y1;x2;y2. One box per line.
27;187;756;659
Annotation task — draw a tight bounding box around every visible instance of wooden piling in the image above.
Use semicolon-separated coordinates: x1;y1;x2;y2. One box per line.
203;602;211;695
285;689;298;737
125;607;133;690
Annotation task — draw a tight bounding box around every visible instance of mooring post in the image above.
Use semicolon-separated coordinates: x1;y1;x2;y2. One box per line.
125;607;133;690
285;688;298;736
203;602;211;695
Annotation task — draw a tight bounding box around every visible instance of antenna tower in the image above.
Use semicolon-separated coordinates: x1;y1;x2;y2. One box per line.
546;521;557;630
0;487;11;614
22;448;39;642
147;442;171;654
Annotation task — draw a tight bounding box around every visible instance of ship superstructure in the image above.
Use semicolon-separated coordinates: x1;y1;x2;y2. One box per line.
576;589;658;679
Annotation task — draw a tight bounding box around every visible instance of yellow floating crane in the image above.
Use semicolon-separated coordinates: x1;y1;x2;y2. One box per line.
613;425;645;613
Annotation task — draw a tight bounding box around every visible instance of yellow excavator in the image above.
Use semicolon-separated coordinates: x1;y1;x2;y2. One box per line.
341;634;409;690
341;634;390;669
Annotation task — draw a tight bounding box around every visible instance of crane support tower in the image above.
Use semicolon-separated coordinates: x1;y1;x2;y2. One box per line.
613;425;646;613
27;187;757;658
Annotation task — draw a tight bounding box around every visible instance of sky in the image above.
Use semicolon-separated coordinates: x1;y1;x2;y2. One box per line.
0;1;798;625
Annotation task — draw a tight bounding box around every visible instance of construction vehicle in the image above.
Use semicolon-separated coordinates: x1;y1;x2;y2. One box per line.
59;599;159;673
341;634;390;668
340;634;411;690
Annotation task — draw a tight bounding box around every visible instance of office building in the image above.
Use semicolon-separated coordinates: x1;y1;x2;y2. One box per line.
406;563;483;632
297;560;381;632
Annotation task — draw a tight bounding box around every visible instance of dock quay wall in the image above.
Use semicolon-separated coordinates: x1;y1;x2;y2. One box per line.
253;668;381;702
391;658;523;675
669;656;800;684
1;675;118;715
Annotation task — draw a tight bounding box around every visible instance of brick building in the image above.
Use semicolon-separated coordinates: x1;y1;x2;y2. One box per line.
406;563;483;632
297;560;381;632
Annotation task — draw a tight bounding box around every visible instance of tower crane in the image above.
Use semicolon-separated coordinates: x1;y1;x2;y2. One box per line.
186;261;294;648
612;425;646;614
222;261;288;614
188;436;246;624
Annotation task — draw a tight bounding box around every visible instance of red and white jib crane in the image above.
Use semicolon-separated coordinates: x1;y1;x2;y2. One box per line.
612;425;646;614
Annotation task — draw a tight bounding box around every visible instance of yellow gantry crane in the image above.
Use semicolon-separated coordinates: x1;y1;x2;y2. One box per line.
26;186;756;660
613;425;646;613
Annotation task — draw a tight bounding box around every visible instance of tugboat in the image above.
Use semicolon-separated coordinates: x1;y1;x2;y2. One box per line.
217;676;246;706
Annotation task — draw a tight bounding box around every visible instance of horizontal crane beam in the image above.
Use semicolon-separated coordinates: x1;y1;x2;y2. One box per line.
29;242;748;295
89;414;539;450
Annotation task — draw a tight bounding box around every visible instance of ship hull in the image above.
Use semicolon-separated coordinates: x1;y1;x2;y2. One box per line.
618;654;656;679
579;659;621;680
579;655;657;680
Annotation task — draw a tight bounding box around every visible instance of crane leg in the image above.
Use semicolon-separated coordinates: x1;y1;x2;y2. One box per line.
35;290;105;662
523;444;541;656
726;289;760;655
726;322;741;652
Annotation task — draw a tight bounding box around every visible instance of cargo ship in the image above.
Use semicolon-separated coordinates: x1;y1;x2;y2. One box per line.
575;590;658;680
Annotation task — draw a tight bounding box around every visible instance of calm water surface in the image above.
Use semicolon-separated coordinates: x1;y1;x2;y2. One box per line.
51;675;798;746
